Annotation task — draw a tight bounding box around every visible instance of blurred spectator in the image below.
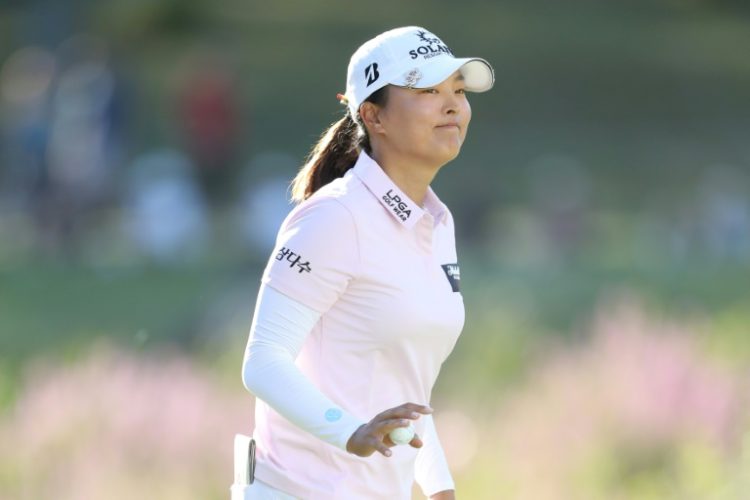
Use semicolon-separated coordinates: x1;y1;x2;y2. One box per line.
0;35;126;253
234;151;296;253
0;45;55;208
38;34;124;252
0;35;126;256
177;51;241;206
122;148;208;263
697;165;750;263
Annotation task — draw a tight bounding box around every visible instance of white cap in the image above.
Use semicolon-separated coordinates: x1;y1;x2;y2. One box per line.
344;26;494;116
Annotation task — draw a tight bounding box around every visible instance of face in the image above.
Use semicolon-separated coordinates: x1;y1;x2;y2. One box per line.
363;71;472;168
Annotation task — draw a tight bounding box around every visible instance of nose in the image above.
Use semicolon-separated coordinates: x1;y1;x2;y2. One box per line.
443;92;459;115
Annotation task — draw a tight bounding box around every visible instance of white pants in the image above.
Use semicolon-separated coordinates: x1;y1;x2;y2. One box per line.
231;479;299;500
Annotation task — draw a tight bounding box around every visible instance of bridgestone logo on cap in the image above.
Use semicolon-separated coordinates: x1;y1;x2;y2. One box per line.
365;63;380;86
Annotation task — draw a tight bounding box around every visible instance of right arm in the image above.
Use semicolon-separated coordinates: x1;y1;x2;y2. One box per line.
243;198;429;456
242;283;432;455
242;283;364;450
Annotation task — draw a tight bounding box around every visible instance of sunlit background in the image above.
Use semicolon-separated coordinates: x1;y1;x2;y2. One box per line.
2;1;750;499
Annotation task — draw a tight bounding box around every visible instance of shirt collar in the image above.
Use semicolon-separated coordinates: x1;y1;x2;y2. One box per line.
351;151;448;229
423;187;448;227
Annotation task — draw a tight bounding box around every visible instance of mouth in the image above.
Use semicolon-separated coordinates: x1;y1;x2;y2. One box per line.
435;124;460;130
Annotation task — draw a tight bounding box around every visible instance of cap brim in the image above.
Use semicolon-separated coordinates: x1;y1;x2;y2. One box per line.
456;58;495;92
393;56;495;92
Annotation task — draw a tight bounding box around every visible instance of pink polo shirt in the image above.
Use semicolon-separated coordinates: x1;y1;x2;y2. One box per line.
254;150;465;499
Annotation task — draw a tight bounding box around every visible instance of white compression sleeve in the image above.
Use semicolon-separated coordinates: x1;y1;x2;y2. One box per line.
414;414;455;496
242;284;365;451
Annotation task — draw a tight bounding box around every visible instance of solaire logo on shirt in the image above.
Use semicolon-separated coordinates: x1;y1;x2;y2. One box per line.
382;189;412;222
441;263;460;292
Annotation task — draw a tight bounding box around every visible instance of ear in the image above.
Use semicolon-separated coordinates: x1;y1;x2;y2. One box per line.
359;102;387;135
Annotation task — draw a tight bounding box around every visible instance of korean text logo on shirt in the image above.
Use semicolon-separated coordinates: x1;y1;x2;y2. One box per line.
275;247;312;274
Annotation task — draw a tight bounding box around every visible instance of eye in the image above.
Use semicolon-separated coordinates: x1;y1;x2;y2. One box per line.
455;88;466;95
420;88;438;94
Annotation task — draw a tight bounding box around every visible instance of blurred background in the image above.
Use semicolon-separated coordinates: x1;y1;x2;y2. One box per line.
1;0;750;498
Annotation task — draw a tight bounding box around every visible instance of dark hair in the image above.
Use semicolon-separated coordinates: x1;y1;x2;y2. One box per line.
290;87;389;202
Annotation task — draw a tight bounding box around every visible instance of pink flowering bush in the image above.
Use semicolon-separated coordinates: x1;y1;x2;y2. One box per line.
3;300;749;500
0;343;253;500
441;299;750;499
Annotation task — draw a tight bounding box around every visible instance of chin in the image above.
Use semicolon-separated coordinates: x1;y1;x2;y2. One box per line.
439;145;462;164
418;145;462;168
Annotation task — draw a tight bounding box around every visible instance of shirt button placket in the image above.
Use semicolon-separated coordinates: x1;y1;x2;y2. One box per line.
418;216;433;254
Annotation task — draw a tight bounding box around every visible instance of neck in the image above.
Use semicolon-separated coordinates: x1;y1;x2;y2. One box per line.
369;149;441;206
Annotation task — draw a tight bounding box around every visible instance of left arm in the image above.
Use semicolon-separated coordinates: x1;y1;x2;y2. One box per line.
430;491;455;500
415;414;456;498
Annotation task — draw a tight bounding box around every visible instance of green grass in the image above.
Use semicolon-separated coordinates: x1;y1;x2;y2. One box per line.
0;261;235;361
2;248;748;412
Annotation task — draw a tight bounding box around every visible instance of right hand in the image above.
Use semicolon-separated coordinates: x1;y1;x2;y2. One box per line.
346;402;433;458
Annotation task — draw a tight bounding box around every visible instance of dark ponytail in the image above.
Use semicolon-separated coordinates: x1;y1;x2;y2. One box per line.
291;87;388;203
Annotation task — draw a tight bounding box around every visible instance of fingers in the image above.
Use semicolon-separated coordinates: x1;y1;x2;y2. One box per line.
375;418;413;448
375;402;433;422
383;434;395;447
376;418;413;435
409;434;423;449
383;432;423;451
371;437;392;457
354;403;435;458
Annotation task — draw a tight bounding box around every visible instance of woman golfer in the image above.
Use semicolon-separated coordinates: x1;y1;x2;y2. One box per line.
241;26;494;499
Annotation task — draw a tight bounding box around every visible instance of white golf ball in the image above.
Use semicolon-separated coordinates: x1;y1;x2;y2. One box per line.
389;423;415;446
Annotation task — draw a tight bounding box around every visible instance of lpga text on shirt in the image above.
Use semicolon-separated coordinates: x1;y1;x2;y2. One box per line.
382;189;412;221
